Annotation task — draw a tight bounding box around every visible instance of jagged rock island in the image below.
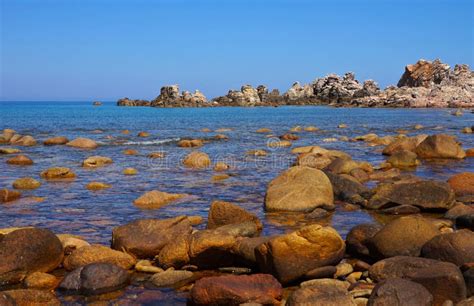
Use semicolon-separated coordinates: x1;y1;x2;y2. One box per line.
117;59;474;108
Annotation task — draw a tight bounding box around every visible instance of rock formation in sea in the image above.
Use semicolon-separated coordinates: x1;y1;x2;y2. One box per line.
116;59;473;108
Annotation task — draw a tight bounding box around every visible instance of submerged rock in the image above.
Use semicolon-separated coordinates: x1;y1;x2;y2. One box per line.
43;136;69;146
12;177;41;190
182;151;211;168
40;167;76;180
66;137;98;149
150;269;193;287
6;154;33;166
133;190;188;209
82;156;113;168
0;189;21;202
207;200;262;230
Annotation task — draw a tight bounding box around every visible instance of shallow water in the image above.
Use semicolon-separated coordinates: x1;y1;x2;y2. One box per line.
1;102;473;303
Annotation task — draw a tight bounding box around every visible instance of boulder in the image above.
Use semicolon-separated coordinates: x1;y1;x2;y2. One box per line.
368;278;433;306
0;148;21;154
0;228;63;285
421;230;474;266
10;135;37;146
213;162;230;172
182;151;211;168
24;272;58;290
133;190;187;209
66;137;98;149
190;274;282;305
444;203;474;220
286;280;356;306
207;200;262;230
346;223;382;258
43;136;69;146
255;224;345;284
82;156;113;168
40;167;76;180
86;182;111;190
112;216;193;258
367;215;440;258
59;263;129;295
178;139;203;148
382;135;428;155
387;150;420;168
123;167;137;175
0;188;21;203
231;236;273;267
265;166;334;212
369;256;466;305
1;289;60;306
448;172;474;198
6;155;33;166
12;177;41;190
150;270;193;287
63;244;136;271
415;134;466;159
324;172;371;205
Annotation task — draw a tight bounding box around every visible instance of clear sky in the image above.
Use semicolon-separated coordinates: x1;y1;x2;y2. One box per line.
1;0;472;101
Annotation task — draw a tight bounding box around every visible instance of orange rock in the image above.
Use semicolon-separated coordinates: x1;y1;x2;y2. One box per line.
6;154;33;165
448;172;474;196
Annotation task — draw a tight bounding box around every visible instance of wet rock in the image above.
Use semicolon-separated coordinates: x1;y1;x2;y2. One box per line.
346;223;382;258
287;279;356;306
268;139;292;148
324;172;371;205
246;149;268;156
466;148;474;157
367;215;439;258
380;204;420;215
112;216;193;258
82;155;113;168
367;180;455;211
255;224;345;284
0;228;63;285
421;230;474;266
387;150;419;168
382;135;427;155
148;152;165;158
369;168;401;181
138;131;150;137
57;234;90;255
12;177;41;190
415;134;466;159
0;188;22;202
444;203;474;220
182;151;211;168
150;269;193;287
24;272;58;290
135;260;164;273
335;262;354;278
63;244;136;270
66;137;98;149
133;190;187;209
207;200;262;230
213;162;230;172
458;297;474;306
265;166;334;212
86;181;111;190
303;266;337;279
0;148;21;154
369;256;466;305
231;236;273;267
43;136;69;146
123;167;137;175
305;207;329;220
256;128;272;133
178;139;203;148
296;153;333;169
325;158;366;175
190;274;282;305
1;289;60;306
6;154;33;165
10;135;37;146
59;263;129;295
40;167;76;180
456;214;474;230
448;172;474;199
367;278;433;306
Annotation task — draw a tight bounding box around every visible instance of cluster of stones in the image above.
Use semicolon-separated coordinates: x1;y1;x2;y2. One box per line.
116;59;473;108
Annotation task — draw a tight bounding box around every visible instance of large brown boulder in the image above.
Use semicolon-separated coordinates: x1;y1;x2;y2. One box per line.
255;224;345;284
207;200;262;230
368;278;433;306
286;280;356;306
369;256;466;305
346;223;382;258
0;228;63;285
382;135;427;155
111;216;193;258
367;180;455;211
190;274;282;305
43;136;69;146
265;166;334;212
415;134;466;159
82;156;113;168
324;171;372;205
368;215;439;258
63;244;136;271
421;230;474;266
133;190;187;209
66;137;98;149
182;151;211;168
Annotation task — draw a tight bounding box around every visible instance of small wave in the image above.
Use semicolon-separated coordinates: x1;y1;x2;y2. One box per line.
121;138;181;146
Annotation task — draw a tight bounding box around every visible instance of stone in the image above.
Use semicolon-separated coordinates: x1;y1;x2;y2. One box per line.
367;278;433;306
246;149;268;156
286;280;356;306
255;224;345;284
24;272;58;290
325;172;371;205
265;166;334;212
66;137;98;149
133;190;187;209
367;215;439;258
231;236;274;267
57;235;90;255
135;260;164;273
207;200;262;230
86;182;111;190
335;262;354;278
40;167;76;180
6;155;33;166
0;148;21;154
367;180;455;211
398;59;451;88
150;270;194;287
178;139;203;148
190;274;282;305
59;263;129;295
112;216;193;258
382;135;427;155
12;177;41;190
346;224;382;258
43;136;69;146
448;172;474;197
123;149;138;155
256;128;272;133
0;188;21;202
387;150;419;168
182;151;211;168
0;228;63;286
296;152;333;169
303;266;337;279
148;152;165;158
123;167;137;175
415;134;466;159
138;131;150;137
10;135;37;146
213;162;230;172
421;230;474;266
63;244;136;270
82;156;113;168
369;256;466;305
1;289;60;306
305;208;329;220
444;203;474;220
380;204;420;215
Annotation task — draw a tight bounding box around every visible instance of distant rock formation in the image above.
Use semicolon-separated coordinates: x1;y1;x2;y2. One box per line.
117;59;473;108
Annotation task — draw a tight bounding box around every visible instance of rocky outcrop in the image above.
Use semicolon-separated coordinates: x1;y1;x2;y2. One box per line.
151;85;208;107
212;84;282;106
117;98;150;106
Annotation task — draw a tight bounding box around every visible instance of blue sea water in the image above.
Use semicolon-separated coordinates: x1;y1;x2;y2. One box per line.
0;101;473;303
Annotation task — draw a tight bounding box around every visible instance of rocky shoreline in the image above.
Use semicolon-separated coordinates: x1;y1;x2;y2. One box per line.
117;59;474;108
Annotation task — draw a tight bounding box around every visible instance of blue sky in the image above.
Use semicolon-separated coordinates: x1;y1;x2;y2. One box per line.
1;0;472;101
